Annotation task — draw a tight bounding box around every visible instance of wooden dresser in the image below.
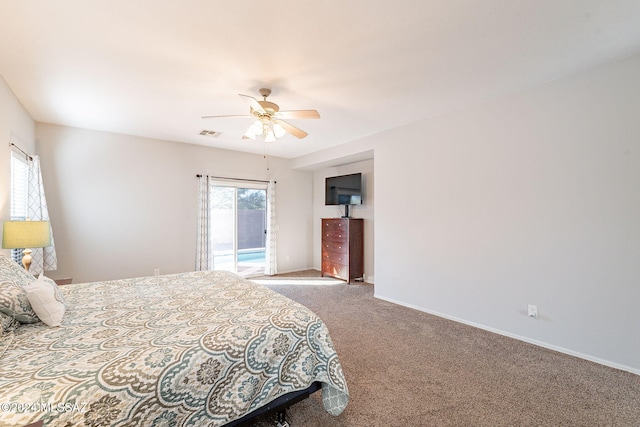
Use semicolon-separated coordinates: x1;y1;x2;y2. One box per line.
321;218;364;283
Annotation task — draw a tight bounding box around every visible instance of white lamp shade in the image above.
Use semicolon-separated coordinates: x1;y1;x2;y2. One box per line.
273;123;286;138
250;120;263;134
264;128;276;142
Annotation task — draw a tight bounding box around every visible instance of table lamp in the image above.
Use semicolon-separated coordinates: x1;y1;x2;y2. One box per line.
2;220;52;271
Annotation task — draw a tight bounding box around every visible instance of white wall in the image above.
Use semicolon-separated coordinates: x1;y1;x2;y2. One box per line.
35;124;314;282
372;54;640;373
0;75;35;257
313;159;374;282
291;53;640;373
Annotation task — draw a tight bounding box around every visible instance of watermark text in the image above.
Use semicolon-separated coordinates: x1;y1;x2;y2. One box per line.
0;401;87;414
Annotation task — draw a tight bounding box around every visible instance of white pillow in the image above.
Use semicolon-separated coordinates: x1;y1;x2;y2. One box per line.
24;274;66;327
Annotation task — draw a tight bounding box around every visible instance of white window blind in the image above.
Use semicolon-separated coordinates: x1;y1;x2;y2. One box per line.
10;152;28;219
10;152;29;262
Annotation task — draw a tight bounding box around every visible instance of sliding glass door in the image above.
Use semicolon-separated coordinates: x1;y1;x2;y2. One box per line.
210;183;267;276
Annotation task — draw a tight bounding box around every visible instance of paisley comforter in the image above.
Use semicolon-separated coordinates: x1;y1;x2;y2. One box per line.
0;270;348;426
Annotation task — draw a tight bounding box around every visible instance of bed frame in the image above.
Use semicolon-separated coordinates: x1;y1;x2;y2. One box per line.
21;382;320;427
226;381;322;426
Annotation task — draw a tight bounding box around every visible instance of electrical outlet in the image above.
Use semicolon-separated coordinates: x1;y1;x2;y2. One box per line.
154;268;160;277
285;255;290;262
528;304;538;319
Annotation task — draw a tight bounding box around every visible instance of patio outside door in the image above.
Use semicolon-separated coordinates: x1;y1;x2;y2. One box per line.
210;183;267;276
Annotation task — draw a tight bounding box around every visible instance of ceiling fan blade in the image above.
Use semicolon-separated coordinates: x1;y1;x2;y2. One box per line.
201;114;252;119
273;119;308;139
239;94;265;114
275;110;320;120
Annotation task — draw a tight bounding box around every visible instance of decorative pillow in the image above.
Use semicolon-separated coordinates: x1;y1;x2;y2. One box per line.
24;274;66;327
0;311;20;335
37;274;68;309
0;255;36;288
0;280;40;323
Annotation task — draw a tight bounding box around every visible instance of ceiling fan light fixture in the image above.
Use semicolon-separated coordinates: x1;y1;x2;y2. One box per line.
273;122;286;138
250;120;263;134
243;125;257;140
264;128;277;143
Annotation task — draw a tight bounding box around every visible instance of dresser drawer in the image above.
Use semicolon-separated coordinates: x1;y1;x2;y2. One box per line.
322;220;348;233
322;241;348;254
322;261;347;279
323;230;347;242
323;252;347;265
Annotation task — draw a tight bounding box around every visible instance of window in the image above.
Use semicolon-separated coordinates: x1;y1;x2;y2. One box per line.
10;152;29;262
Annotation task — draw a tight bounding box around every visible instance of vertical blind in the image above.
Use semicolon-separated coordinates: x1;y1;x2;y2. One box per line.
10;153;28;219
9;152;29;262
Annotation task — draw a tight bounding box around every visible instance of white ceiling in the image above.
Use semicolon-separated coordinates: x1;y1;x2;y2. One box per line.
1;1;640;159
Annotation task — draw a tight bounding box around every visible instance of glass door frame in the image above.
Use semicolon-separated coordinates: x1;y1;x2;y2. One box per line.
209;180;268;276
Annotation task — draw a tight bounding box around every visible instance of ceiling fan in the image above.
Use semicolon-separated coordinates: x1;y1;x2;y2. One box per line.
202;88;320;142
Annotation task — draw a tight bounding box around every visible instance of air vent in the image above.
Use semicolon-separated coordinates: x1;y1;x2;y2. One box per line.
199;130;221;137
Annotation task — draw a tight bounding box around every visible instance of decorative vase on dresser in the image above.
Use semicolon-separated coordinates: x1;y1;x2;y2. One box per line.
321;218;364;283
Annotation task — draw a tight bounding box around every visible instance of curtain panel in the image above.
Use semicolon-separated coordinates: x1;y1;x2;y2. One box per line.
265;180;277;275
27;155;57;275
195;175;212;271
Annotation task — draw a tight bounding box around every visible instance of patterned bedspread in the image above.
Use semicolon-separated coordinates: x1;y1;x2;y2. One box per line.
0;270;348;426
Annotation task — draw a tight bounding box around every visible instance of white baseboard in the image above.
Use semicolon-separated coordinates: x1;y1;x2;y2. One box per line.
275;267;322;275
374;293;639;376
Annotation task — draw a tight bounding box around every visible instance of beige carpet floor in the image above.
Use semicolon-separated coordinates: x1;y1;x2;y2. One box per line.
250;271;640;426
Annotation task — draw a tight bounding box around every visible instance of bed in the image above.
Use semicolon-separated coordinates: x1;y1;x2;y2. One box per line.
0;256;349;426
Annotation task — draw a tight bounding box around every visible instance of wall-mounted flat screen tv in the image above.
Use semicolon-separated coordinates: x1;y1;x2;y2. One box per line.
325;173;362;206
